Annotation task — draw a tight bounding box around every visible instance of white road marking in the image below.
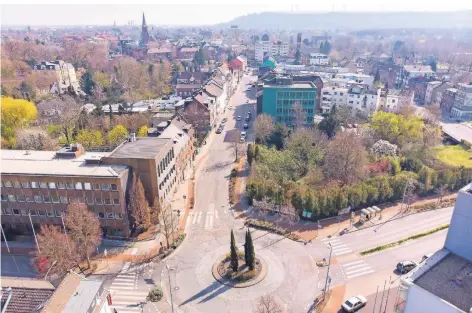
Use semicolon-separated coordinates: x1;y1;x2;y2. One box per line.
197;211;202;224
342;260;375;280
346;270;375;280
215;210;219;219
332;248;352;256
192;211;198;224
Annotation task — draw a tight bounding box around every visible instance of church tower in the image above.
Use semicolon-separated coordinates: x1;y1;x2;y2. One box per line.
140;13;149;47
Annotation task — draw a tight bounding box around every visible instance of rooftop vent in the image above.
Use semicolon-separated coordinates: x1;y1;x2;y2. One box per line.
55;144;84;159
84;155;101;165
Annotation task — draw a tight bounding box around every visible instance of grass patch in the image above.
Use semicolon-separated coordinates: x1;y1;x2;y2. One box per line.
360;224;449;256
436;145;472;168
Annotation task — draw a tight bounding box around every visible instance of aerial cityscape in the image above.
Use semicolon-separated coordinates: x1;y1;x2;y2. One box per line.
1;3;472;313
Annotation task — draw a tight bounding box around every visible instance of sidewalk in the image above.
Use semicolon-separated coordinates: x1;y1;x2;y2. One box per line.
294;194;457;242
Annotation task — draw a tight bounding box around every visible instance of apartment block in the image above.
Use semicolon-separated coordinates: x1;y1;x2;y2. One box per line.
451;82;472;119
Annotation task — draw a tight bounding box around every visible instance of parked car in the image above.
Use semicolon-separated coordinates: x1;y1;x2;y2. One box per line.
237;116;241;121
243;123;248;129
216;127;222;134
222;118;227;123
342;295;367;312
245;116;250;122
240;131;247;142
421;253;433;262
397;261;417;274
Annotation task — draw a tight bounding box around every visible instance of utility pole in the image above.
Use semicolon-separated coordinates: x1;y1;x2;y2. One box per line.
378;279;387;313
61;214;72;256
323;243;333;299
29;212;40;252
372;285;379;313
1;225;10;253
383;276;393;313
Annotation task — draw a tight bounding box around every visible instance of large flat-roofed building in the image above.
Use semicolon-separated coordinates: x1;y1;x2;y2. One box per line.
1;145;131;237
102;136;177;206
261;75;317;126
397;183;472;313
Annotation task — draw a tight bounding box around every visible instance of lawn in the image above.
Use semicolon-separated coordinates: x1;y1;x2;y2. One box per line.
436;145;472;168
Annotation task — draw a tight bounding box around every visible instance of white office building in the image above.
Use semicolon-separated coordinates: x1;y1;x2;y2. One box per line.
309;53;329;66
254;41;289;63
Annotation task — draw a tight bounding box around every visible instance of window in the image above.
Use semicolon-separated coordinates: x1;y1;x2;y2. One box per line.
60;196;68;204
17;195;25;202
39;182;48;189
75;182;83;190
69;197;76;204
31;182;39;189
8;195;16;202
84;183;92;190
47;210;54;217
57;182;65;189
4;181;13;187
98;212;105;219
29;209;37;216
1;195;7;201
93;183;100;191
104;198;112;205
54;210;62;217
38;210;46;217
48;182;56;189
20;209;27;216
95;198;103;205
52;196;60;203
43;196;51;203
113;198;120;205
107;213;115;219
21;181;30;188
101;184;110;191
111;184;118;191
13;181;22;188
13;209;20;215
26;196;34;203
115;213;123;219
4;208;12;215
86;198;94;205
66;182;74;190
34;195;43;203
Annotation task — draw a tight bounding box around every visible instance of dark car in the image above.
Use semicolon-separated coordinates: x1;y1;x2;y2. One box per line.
243;123;249;129
245;116;250;122
216;127;223;134
397;261;417;274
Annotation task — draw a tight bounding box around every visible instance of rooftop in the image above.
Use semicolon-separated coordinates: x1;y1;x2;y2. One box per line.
108;137;172;159
265;82;315;89
414;252;472;312
1;286;54;313
404;64;434;73
1;150;128;177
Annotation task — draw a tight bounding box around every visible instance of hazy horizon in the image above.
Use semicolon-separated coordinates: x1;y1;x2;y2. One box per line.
2;2;472;27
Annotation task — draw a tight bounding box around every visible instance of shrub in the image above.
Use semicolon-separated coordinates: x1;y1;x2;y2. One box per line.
371;140;397;157
147;287;163;302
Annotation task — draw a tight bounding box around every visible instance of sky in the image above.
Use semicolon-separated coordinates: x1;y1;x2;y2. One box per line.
2;1;472;26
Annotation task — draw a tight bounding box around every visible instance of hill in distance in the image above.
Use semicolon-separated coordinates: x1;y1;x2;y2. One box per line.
221;11;472;30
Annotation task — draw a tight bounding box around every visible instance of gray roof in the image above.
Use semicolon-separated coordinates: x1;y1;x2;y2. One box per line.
158;124;190;156
1;150;128;177
109;137;172;159
62;280;103;313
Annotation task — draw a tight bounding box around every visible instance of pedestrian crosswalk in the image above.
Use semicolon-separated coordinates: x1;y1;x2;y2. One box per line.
109;262;147;313
186;210;221;231
320;237;352;256
342;260;375;280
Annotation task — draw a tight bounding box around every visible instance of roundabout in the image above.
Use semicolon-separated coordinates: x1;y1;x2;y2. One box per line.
212;253;267;288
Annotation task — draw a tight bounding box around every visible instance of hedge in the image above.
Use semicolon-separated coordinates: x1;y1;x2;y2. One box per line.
245;218;300;241
360;224;450;256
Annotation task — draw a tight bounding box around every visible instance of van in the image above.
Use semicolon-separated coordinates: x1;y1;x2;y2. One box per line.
240;131;247;142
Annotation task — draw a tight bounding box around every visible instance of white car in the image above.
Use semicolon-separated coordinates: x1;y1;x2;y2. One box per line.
237;116;241;121
342;295;367;312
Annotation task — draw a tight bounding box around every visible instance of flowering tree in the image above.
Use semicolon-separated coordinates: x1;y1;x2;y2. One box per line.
371;139;398;157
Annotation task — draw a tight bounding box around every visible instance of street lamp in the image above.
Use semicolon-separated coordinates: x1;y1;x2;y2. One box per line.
323;243;333;299
166;264;175;313
44;260;57;280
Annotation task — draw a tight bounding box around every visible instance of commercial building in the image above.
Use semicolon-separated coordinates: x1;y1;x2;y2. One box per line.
309;53;329;66
261;75;317;126
451;82;472;119
1;146;131;237
396;183;472;313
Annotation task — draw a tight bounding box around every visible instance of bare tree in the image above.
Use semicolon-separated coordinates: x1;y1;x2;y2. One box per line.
279;204;300;232
35;225;79;277
129;173;151;231
64;202;102;269
230;130;243;162
424;103;442;126
291;101;306;128
255;295;284;313
435;184;447;205
323;132;368;185
254;114;274;144
15;129;56;150
159;200;178;249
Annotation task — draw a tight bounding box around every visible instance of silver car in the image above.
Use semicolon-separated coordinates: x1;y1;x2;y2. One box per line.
342;295;367;312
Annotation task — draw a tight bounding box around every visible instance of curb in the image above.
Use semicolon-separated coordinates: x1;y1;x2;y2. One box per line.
211;255;268;288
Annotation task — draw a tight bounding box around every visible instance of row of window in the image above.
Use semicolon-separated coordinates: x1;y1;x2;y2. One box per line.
159;165;176;191
276;91;316;99
2;181;118;191
1;208;123;220
1;194;120;205
158;148;175;176
276;108;314;114
276;99;315;106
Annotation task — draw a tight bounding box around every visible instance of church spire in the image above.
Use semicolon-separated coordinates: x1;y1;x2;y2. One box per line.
140;13;149;47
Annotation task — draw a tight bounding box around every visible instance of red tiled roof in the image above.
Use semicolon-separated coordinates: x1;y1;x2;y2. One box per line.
148;47;172;54
1;286;54;313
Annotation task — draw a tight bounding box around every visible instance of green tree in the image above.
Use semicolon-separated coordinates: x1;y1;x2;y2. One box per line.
246;230;255;270
370;111;424;147
244;230;250;265
194;49;205;67
17;81;36;101
285;128;325;176
230;229;239;272
137;125;148;137
266;124;290;150
75;129;104;148
318;105;342;138
81;69;96;96
247;143;255;166
107;124;129;145
294;50;301;65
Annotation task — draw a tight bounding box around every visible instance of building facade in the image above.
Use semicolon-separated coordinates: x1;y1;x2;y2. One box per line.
309;53;329;66
261;76;317;126
255;41;289;63
451;82;472;119
33;60;81;95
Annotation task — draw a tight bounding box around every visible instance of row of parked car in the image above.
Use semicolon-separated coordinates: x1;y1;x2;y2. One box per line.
216;118;228;134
